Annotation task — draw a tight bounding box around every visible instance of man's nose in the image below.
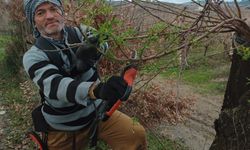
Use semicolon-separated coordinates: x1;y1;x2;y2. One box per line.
45;11;54;19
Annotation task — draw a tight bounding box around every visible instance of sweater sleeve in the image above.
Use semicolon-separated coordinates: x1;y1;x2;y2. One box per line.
22;46;92;106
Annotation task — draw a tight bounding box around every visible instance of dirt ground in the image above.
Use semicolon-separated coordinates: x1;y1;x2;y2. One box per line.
154;79;224;150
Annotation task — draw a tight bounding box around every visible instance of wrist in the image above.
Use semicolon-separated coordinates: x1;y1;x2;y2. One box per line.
88;81;98;99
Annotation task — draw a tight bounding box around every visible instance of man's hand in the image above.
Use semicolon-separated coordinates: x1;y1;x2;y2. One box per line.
86;32;99;46
93;76;128;103
75;43;101;72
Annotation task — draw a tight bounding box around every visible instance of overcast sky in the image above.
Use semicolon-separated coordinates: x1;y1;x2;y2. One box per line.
161;0;191;4
162;0;238;4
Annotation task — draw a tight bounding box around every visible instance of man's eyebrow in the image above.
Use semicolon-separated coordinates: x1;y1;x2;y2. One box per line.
35;8;45;13
35;5;58;13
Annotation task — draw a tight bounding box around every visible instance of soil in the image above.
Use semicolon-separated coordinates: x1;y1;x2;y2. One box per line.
154;78;224;150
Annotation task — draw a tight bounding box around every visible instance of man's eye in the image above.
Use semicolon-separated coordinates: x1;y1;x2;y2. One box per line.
50;7;59;13
36;11;44;16
51;8;56;12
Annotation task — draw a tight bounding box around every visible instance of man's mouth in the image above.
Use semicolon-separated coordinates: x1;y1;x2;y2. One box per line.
46;21;59;27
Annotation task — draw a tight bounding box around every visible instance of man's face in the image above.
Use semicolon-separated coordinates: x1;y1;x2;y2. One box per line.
34;2;64;39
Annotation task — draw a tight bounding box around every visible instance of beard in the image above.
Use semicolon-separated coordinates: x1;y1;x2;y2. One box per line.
38;20;64;39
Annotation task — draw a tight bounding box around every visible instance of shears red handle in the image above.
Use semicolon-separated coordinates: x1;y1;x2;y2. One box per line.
27;131;47;150
105;66;137;117
99;64;137;121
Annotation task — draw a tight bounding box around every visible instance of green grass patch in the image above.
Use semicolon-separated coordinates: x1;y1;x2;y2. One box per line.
0;61;36;148
0;35;11;46
0;68;22;104
0;34;28;148
147;132;187;150
0;47;5;61
0;35;11;61
142;43;231;95
161;64;229;95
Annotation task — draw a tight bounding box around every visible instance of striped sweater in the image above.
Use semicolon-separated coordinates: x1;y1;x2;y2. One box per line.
23;25;107;131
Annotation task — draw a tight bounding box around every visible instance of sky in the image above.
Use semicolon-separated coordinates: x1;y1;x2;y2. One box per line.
162;0;191;4
162;0;238;4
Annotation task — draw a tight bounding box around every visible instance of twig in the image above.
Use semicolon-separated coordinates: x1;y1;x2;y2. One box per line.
223;1;233;18
234;0;241;18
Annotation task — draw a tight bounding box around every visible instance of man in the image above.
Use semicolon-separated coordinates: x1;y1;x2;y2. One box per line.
22;0;147;149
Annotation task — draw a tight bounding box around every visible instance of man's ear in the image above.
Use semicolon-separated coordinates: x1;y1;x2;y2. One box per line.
33;27;41;38
33;21;37;27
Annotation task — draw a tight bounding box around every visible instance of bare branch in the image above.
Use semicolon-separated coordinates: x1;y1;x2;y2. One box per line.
234;0;242;18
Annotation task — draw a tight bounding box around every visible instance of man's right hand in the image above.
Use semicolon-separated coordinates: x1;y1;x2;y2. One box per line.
75;43;101;72
93;76;128;103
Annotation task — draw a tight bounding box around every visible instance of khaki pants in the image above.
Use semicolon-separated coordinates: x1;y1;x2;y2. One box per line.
46;111;147;150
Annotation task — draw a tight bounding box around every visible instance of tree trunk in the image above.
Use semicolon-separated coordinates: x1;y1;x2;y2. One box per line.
210;42;250;150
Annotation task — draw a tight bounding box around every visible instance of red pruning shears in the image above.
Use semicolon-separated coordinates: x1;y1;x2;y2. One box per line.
89;51;138;147
101;51;138;121
27;131;48;150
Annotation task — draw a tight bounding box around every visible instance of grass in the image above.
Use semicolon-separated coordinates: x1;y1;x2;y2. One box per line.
147;132;187;150
0;34;37;149
142;43;231;95
0;66;30;148
161;64;230;95
0;35;11;61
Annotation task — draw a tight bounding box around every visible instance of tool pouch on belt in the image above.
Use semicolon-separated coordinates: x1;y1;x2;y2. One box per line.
32;105;49;132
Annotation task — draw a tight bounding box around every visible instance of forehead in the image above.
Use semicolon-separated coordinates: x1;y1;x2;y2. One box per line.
35;2;58;12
